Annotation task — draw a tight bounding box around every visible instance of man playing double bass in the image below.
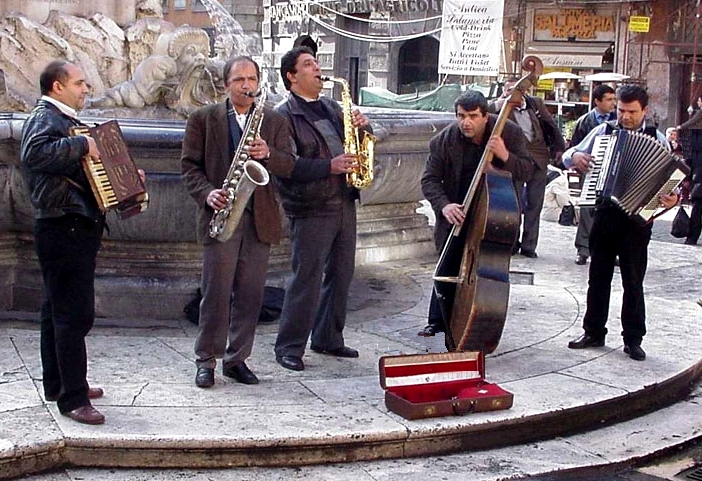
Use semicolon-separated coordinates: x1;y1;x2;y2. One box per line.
419;90;532;337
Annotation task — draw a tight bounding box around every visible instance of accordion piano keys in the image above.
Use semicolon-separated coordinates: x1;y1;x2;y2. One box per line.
83;157;119;211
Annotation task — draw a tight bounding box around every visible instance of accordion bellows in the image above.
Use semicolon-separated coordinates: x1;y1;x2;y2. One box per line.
71;120;149;220
579;130;690;223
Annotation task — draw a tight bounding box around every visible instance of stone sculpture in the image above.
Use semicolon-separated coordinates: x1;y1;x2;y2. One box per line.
0;2;252;115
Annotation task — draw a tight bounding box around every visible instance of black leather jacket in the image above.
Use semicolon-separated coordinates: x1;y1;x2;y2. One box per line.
274;93;371;217
20;100;102;221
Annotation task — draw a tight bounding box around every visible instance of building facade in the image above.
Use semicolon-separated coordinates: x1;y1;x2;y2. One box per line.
164;0;701;130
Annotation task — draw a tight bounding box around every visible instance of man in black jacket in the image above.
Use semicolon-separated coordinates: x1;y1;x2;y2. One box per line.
563;85;677;361
419;90;531;337
272;47;372;371
20;60;107;424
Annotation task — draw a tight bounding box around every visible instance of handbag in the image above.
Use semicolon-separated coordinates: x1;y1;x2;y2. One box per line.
558;203;577;226
671;206;690;238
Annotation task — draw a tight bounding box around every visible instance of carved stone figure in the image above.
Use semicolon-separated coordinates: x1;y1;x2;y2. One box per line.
0;7;255;115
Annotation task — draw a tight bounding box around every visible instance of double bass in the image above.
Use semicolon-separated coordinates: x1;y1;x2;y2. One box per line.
433;56;543;353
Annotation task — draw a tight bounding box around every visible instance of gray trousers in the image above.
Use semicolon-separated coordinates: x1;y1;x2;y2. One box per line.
513;165;548;253
575;205;595;257
275;198;357;358
195;211;270;369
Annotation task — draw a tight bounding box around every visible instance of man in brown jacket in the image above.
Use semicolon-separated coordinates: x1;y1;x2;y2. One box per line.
490;79;566;258
181;56;294;388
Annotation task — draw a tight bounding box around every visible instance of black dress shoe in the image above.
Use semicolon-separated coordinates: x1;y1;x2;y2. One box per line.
310;345;359;358
62;405;105;425
568;333;605;349
223;362;259;385
417;323;444;337
624;344;646;361
521;249;538;258
575;254;588;265
195;367;215;388
276;355;304;371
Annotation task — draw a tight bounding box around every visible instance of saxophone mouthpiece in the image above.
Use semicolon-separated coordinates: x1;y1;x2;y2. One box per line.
244;91;261;98
320;76;332;82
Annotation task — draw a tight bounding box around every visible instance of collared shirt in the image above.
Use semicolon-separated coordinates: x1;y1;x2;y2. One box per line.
562;120;669;168
234;112;248;131
513;104;535;142
594;109;614;125
41;95;78;120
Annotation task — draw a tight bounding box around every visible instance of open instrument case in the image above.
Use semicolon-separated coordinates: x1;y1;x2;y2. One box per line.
378;351;513;420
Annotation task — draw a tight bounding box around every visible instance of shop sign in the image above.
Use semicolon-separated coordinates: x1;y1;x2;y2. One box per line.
628;16;650;33
539;54;603;68
533;8;615;42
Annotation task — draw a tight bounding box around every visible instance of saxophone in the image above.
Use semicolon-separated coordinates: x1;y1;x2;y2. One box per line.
323;76;377;189
209;88;270;242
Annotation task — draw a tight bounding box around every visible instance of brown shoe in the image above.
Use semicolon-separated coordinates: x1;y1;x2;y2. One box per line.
62;405;105;425
88;387;104;399
46;386;104;402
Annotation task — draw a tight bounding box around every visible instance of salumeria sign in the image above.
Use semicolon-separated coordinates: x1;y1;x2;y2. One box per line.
438;0;503;76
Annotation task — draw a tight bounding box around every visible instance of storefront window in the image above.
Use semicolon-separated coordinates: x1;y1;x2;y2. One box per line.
173;0;186;10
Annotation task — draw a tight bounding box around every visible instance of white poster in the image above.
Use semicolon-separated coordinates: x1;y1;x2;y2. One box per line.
438;0;504;76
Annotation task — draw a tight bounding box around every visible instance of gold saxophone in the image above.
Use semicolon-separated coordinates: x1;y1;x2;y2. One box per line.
209;88;270;242
323;76;377;189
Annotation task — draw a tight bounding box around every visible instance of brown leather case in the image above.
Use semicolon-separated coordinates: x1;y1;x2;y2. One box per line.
378;351;513;420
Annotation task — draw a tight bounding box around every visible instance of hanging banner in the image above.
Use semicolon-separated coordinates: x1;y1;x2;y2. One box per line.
438;0;504;76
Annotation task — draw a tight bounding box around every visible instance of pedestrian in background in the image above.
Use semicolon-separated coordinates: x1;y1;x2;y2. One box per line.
678;98;702;245
489;78;566;259
569;84;617;266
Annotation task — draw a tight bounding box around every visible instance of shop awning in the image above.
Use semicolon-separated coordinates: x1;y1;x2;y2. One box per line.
525;45;609;69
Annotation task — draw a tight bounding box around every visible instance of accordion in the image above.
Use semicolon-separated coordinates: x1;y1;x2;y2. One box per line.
70;120;149;220
579;130;690;224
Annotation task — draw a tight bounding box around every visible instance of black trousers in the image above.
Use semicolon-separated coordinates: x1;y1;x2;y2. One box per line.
512;165;548;253
35;214;103;413
686;198;702;244
582;206;651;345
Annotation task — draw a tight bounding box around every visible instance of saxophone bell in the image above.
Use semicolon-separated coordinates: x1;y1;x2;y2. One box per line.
323;76;377;190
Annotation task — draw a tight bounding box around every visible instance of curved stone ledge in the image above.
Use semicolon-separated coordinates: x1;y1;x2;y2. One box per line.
2;222;702;479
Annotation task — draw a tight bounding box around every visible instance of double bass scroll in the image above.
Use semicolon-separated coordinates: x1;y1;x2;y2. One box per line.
433;56;543;353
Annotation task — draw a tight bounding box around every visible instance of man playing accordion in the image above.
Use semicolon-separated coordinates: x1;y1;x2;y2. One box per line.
562;85;678;361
